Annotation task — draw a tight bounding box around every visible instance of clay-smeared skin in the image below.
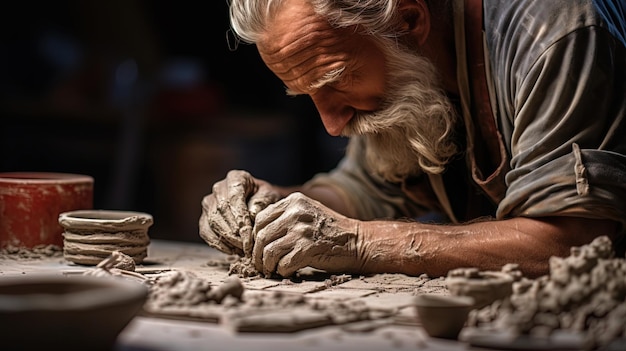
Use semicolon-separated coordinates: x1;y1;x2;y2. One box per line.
199;171;365;278
253;192;362;277
199;170;281;257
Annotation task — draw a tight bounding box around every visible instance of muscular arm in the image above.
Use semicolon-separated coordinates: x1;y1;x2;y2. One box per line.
357;215;619;278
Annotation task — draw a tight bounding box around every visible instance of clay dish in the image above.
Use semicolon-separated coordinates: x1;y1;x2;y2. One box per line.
414;294;475;340
446;271;514;309
59;209;153;266
0;274;148;351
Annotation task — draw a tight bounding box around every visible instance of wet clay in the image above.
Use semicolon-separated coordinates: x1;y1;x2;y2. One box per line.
139;268;398;333
63;248;454;338
228;256;262;277
80;250;445;334
465;236;626;349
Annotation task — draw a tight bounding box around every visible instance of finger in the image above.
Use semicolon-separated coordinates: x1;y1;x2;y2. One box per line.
254;197;291;230
199;194;236;252
248;187;281;219
225;171;256;253
202;191;246;252
199;208;237;255
240;224;253;256
211;180;241;240
276;245;316;277
225;170;255;228
210;171;255;252
210;211;244;254
252;211;292;274
262;223;311;276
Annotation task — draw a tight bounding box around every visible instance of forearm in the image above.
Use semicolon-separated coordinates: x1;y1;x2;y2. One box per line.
357;216;619;278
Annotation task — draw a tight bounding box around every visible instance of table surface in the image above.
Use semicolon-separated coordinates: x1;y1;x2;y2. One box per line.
0;239;590;351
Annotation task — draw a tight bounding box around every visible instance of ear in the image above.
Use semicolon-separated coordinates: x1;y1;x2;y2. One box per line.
397;0;431;46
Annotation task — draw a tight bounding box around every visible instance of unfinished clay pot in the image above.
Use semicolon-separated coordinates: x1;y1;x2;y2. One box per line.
446;269;514;309
414;294;475;340
0;274;148;351
59;209;152;266
0;172;93;248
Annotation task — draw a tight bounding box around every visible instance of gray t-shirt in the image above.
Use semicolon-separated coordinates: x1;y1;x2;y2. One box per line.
304;0;626;231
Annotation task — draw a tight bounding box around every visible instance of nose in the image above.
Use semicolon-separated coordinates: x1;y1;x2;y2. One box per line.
310;94;355;136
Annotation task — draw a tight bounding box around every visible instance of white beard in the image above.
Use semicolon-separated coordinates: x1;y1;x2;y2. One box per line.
341;41;459;182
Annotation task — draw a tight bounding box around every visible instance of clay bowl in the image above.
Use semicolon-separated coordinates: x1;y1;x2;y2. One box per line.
0;274;148;351
59;209;153;266
414;294;475;340
446;271;514;309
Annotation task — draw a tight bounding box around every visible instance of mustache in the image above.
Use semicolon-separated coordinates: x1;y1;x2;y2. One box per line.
341;102;397;137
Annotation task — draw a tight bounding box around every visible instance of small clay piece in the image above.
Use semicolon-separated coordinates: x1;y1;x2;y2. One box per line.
413;293;474;340
225;308;333;333
83;250;149;283
207;276;245;303
228;256;262;277
146;270;214;309
59;209;152;265
105;250;137;271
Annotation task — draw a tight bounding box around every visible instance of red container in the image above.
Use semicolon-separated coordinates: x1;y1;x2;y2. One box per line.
0;172;94;248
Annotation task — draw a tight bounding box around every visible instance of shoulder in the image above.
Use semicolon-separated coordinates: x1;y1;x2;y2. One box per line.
483;0;607;57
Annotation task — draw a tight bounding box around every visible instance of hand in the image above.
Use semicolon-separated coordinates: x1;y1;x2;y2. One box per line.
252;192;363;277
199;170;281;256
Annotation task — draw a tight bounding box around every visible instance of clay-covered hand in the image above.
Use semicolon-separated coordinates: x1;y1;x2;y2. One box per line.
199;170;282;256
252;192;363;277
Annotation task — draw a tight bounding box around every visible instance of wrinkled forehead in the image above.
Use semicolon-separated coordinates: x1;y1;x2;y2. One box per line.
256;0;358;93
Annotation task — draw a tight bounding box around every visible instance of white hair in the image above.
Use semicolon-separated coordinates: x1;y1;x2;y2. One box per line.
228;0;458;180
228;0;405;45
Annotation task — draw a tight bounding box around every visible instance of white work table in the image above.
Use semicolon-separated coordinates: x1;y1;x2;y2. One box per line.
0;239;547;351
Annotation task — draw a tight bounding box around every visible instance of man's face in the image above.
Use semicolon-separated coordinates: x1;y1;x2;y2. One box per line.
257;0;388;136
258;0;457;179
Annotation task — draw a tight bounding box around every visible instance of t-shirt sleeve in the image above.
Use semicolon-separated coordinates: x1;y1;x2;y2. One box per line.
498;26;626;227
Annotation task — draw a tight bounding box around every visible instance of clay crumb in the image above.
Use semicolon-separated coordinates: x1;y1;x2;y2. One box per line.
0;244;63;260
227;256;262;278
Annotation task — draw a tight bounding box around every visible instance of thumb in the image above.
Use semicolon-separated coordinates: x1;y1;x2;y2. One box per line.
248;188;282;220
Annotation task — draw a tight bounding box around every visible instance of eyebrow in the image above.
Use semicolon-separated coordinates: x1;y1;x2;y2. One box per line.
286;66;346;96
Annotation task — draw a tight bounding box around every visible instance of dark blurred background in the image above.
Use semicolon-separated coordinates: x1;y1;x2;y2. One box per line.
0;0;347;242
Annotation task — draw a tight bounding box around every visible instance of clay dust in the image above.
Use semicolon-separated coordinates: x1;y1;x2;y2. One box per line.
0;243;63;260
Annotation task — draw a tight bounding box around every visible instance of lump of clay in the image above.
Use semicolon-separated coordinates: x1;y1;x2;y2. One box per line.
468;236;626;349
145;271;245;310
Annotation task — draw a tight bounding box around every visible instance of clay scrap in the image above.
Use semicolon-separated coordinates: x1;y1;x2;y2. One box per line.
141;269;395;332
0;243;62;259
462;236;626;350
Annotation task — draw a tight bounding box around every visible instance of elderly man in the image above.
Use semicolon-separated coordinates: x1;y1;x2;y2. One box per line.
199;0;626;278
